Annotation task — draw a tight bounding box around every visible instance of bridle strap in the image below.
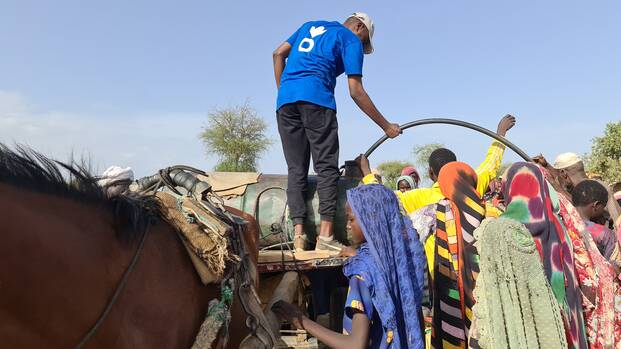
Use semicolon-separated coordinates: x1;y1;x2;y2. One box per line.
74;221;151;349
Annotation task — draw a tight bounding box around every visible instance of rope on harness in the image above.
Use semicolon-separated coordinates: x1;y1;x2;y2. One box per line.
191;283;234;349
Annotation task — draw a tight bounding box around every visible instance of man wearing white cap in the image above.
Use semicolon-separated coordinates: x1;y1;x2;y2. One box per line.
273;12;401;251
554;152;621;223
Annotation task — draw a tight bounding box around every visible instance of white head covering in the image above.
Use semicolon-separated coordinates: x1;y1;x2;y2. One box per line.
97;166;134;186
97;166;134;197
553;152;582;169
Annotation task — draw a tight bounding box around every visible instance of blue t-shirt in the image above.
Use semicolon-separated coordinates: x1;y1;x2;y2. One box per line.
343;275;390;349
277;20;364;111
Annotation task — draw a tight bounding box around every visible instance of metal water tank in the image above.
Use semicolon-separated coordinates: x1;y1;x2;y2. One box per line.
224;174;360;248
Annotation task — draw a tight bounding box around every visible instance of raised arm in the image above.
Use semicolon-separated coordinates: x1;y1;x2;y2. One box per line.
348;76;401;138
475;114;516;195
273;42;292;89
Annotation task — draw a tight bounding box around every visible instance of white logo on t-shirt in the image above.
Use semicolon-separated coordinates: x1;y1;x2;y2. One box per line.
298;26;327;53
310;26;327;38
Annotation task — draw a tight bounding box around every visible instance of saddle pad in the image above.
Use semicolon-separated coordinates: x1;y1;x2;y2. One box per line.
157;191;234;284
197;172;260;198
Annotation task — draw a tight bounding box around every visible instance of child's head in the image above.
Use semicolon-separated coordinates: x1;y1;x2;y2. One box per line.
345;203;366;245
346;184;416;247
397;179;412;192
396;175;415;193
571;179;609;221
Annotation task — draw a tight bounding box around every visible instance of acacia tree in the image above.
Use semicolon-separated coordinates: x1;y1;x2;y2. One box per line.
586;121;621;184
199;102;272;172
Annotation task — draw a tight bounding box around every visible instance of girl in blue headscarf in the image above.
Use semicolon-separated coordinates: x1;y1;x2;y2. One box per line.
272;184;426;349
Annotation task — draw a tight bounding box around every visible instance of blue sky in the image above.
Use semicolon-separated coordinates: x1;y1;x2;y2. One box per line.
1;1;619;177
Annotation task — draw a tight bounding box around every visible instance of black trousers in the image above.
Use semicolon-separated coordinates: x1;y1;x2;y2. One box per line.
277;102;339;225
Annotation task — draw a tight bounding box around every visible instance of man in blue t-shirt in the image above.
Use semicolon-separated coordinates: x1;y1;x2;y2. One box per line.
273;12;401;251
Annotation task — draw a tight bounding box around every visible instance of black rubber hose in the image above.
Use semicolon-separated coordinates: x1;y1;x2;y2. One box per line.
134;167;211;195
135;173;161;191
364;118;532;161
169;169;211;194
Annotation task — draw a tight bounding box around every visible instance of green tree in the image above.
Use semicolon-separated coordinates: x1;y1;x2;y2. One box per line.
377;160;414;190
199;102;272;172
499;162;513;177
586;121;621;184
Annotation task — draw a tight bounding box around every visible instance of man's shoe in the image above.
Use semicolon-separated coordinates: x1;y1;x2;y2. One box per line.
315;237;346;252
293;234;308;251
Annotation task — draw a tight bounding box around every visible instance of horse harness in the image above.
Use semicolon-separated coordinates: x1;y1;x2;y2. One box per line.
75;167;276;349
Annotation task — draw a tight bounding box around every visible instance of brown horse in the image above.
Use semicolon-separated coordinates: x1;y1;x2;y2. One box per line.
0;145;266;348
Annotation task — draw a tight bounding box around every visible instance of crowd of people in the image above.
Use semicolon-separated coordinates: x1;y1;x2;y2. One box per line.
272;11;621;349
273;123;621;348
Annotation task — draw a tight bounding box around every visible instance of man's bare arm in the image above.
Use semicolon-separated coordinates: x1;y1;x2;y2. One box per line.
273;42;292;89
348;76;401;138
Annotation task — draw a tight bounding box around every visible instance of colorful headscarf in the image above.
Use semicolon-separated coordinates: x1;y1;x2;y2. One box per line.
430;162;485;349
343;184;426;349
396;175;416;191
502;162;588;349
401;166;421;187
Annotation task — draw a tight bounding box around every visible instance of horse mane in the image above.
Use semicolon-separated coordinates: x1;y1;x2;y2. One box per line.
0;143;160;240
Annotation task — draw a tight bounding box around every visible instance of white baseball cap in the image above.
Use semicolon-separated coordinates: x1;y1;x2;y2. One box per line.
553;152;583;169
348;12;374;54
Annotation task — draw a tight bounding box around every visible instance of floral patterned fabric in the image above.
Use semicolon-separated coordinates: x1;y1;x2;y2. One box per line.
502;162;588;349
409;204;437;246
556;192;620;348
408;204;436;308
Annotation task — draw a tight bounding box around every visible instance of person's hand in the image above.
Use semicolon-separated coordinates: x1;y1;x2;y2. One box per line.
496;114;516;137
384;123;402;139
339;246;357;257
271;300;305;329
355;154;372;177
532;154;549;167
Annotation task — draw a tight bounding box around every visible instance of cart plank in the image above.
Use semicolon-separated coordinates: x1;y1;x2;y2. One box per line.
258;250;347;273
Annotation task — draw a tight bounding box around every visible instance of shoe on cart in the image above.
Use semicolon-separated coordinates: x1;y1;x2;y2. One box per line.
293;234;309;251
315;235;345;253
